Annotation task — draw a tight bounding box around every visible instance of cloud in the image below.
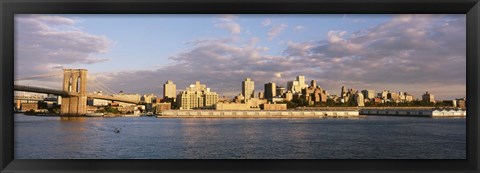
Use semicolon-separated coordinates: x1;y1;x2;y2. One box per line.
89;15;467;100
262;18;272;26
15;14;112;81
293;25;305;32
17;14;465;100
267;23;288;40
214;15;242;34
284;14;466;99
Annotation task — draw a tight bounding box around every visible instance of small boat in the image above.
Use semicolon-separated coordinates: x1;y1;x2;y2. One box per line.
86;113;104;117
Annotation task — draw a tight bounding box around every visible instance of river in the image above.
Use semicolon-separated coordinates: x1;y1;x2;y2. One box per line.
14;113;466;159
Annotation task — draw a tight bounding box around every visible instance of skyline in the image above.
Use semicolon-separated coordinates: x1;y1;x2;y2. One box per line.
14;14;466;100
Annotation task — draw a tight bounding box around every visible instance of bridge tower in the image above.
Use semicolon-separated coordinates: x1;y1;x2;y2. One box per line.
60;69;88;116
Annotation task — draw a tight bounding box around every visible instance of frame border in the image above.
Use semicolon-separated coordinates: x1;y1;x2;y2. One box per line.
1;0;479;172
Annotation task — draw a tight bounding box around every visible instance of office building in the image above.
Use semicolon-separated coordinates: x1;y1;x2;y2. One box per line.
242;78;255;101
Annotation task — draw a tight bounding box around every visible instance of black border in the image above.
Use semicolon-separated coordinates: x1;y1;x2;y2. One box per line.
1;0;479;172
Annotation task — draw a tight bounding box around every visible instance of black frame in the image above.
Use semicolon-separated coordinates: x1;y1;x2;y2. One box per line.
1;0;479;172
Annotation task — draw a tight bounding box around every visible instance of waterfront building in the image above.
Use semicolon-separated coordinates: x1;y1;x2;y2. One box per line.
176;81;219;109
258;91;264;99
154;103;171;114
287;76;307;93
141;94;156;103
355;92;365;107
456;98;466;109
242;78;255;101
261;103;287;110
276;86;286;97
234;93;245;103
163;80;176;99
302;80;328;105
264;82;276;101
378;90;389;99
388;92;399;101
285;91;293;101
361;90;375;99
422;91;435;103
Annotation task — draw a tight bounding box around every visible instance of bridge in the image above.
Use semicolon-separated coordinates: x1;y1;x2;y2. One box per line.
14;69;141;116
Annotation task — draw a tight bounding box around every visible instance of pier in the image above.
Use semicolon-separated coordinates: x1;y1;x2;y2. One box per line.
360;108;466;117
157;110;360;118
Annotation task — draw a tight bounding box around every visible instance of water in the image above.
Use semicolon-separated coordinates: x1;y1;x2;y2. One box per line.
14;113;466;159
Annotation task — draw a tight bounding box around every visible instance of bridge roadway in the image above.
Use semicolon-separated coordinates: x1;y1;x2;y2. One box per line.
14;85;140;104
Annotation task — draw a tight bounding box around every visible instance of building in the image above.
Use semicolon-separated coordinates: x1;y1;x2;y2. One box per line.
154;103;171;114
302;80;328;105
361;90;375;99
258;91;264;99
378;90;389;99
355;92;365;107
163;80;176;99
176;81;219;109
261;103;287;110
287;76;307;93
285;91;293;101
242;78;255;101
388;92;399;101
276;86;286;97
141;94;156;103
264;82;276;101
422;91;435;103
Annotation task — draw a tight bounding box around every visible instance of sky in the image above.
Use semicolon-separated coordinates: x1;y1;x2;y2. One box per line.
14;14;466;100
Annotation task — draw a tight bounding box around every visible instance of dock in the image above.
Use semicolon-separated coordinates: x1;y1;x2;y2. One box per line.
157;110;361;118
359;109;466;117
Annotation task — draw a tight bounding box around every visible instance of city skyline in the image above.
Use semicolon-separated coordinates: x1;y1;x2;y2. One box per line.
14;14;466;100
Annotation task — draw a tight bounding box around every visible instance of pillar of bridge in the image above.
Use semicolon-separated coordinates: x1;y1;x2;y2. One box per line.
60;69;88;116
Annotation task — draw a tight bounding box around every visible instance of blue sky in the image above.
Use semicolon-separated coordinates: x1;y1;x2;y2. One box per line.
14;14;466;100
60;14;391;73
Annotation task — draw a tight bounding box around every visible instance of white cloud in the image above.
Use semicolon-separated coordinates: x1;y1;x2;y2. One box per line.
262;18;272;26
293;25;305;32
15;14;112;79
214;15;242;34
267;23;288;40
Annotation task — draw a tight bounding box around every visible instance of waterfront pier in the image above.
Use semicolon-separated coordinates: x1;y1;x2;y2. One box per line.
157;110;360;118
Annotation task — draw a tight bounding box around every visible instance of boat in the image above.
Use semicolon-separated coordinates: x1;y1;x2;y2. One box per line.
86;113;104;117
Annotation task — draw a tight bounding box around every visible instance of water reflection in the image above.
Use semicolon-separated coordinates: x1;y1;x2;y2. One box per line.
14;114;466;159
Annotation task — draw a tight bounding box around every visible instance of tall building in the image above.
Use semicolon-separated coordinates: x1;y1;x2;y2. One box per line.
287;76;307;93
258;91;264;99
355;92;365;107
163;80;176;99
361;90;375;99
264;82;276;101
422;91;435;103
177;81;218;109
302;80;328;105
378;90;389;99
242;78;255;101
276;86;286;97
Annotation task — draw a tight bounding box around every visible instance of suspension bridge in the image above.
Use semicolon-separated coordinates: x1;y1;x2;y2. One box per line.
14;69;141;116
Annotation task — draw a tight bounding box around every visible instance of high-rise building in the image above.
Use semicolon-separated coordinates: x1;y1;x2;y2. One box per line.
422;91;435;103
258;91;264;99
361;90;375;99
177;81;218;109
276;86;286;97
378;90;389;99
242;78;255;101
355;92;365;107
163;80;176;99
287;76;307;93
264;82;276;101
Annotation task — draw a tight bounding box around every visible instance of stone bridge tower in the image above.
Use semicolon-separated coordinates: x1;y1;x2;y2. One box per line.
60;69;87;116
